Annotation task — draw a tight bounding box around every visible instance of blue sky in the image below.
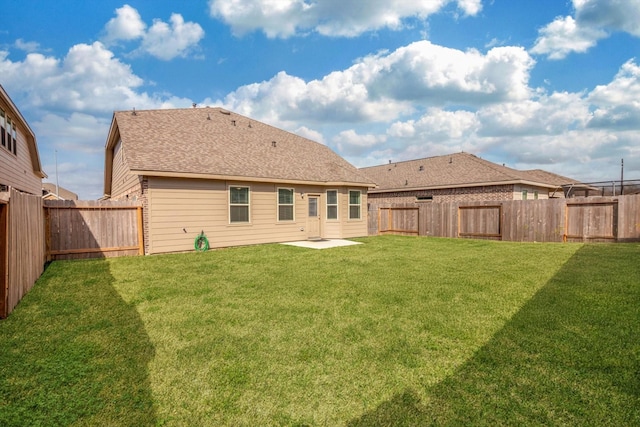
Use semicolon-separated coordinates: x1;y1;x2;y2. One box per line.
1;0;639;199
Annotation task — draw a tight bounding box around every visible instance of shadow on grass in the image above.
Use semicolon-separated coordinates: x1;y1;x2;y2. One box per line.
0;259;156;426
348;244;640;426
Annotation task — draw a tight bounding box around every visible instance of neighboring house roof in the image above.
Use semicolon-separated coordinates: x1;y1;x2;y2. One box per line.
0;85;46;180
42;182;78;200
104;107;374;196
361;152;578;193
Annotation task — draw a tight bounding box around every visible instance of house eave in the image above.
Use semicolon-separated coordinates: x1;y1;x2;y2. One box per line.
129;169;376;188
369;179;562;194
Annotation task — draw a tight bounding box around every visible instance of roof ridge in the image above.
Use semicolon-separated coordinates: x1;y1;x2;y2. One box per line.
361;151;469;169
465;154;525;180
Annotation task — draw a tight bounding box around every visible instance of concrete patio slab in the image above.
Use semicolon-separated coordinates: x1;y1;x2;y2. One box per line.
281;239;362;250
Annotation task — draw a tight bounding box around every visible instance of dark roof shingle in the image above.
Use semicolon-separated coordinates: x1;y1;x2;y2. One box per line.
360;152;577;191
113;107;374;186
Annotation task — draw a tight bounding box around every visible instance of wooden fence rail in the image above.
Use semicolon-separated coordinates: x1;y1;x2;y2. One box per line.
368;194;640;243
44;200;143;261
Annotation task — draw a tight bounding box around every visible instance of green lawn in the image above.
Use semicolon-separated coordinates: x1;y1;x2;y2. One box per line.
1;236;638;426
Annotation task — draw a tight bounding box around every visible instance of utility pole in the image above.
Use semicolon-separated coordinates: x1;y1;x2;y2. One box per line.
55;149;59;199
620;158;624;196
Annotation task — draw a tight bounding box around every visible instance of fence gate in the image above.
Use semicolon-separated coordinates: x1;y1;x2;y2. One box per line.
378;207;419;235
458;205;503;240
45;200;144;260
564;200;617;242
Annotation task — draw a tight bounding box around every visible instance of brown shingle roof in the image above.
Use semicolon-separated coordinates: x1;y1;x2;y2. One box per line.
110;107;374;186
42;182;78;200
361;152;577;192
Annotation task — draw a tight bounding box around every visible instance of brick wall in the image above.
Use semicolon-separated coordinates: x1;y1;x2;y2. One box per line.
368;184;515;204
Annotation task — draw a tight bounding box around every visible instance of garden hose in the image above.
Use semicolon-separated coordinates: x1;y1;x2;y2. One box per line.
194;231;209;252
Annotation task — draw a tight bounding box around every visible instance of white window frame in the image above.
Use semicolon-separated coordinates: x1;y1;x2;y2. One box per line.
229;186;250;224
348;190;361;220
277;187;295;222
326;189;338;220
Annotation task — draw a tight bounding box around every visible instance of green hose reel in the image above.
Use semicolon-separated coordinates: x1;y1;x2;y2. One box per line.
194;230;209;252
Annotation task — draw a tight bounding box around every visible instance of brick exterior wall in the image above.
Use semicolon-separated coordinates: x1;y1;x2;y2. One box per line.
368;184;516;204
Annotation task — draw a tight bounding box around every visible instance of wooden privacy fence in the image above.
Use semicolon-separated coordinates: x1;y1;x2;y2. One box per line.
368;194;640;243
0;188;45;318
44;200;143;261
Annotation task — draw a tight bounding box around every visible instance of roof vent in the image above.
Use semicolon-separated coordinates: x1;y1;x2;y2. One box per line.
449;157;453;164
132;107;136;116
405;180;408;185
231;120;236;126
207;113;211;120
419;165;424;171
192;103;197;108
220;109;231;115
272;141;277;147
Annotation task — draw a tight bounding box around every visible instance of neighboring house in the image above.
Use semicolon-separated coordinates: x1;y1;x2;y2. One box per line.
103;107;375;255
0;85;46;318
0;85;46;194
361;152;577;204
42;182;78;200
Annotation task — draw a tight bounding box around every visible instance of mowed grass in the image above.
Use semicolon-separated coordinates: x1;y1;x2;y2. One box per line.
1;236;638;426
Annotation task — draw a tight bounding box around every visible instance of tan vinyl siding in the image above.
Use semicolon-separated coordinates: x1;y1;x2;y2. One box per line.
110;140;141;199
146;177;369;254
341;189;368;238
0;129;41;195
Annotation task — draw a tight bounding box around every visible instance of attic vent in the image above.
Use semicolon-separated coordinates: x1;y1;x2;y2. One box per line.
419;165;424;171
272;141;277;147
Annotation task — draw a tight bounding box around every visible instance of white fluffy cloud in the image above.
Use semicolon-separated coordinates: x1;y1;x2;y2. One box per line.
208;0;482;38
103;4;146;43
0;43;193;113
339;57;640;181
218;41;534;126
32;113;111;154
588;60;640;129
531;0;640;59
102;5;204;60
333;129;387;156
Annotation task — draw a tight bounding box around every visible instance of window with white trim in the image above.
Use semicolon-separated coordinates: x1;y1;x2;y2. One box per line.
326;190;338;220
278;188;294;221
1;108;17;155
0;109;5;149
229;186;250;223
349;190;361;220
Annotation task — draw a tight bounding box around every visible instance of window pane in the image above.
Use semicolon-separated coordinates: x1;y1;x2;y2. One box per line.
278;188;293;204
231;187;249;204
230;206;249;222
349;191;360;204
327;190;337;204
349;206;360;219
279;205;294;221
308;198;318;217
327;205;338;220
